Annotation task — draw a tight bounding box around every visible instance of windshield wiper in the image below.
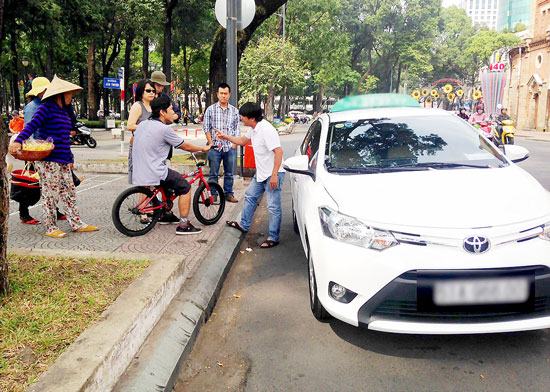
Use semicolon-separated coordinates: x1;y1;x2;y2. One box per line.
392;162;497;169
327;166;429;174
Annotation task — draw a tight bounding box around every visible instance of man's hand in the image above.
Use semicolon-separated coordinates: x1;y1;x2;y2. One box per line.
215;130;228;141
9;142;22;156
269;174;278;190
202;144;212;152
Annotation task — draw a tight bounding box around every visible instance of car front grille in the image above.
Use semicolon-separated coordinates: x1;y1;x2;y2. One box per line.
358;266;550;325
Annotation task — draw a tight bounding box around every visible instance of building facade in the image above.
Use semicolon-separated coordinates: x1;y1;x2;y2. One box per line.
497;0;534;31
459;0;499;29
505;1;549;131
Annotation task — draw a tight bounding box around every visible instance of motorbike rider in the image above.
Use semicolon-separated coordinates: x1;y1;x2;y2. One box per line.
495;106;511;139
457;107;469;121
468;106;487;125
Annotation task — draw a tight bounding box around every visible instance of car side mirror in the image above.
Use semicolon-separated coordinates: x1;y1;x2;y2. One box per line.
283;155;315;179
502;144;529;163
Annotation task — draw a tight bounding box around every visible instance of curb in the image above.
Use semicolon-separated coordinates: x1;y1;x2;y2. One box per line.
25;251;194;392
113;211;245;392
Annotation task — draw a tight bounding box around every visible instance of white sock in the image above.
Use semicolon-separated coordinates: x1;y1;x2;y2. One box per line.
180;217;189;226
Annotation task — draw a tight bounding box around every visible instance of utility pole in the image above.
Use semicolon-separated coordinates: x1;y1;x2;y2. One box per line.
227;0;240;175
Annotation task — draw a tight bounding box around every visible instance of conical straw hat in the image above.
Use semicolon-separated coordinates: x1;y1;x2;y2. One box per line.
42;75;82;100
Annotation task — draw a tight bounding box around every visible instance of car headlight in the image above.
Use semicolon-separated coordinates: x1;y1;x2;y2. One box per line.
540;222;550;241
319;207;398;251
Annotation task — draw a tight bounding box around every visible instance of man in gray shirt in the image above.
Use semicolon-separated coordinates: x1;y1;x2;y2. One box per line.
132;95;211;235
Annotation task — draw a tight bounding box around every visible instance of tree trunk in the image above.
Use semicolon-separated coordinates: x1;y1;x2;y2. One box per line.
313;86;324;113
46;42;54;80
87;41;98;120
162;0;178;81
195;88;203;114
208;0;289;102
0;87;9;295
78;67;87;118
183;46;190;110
142;36;149;78
10;32;19;110
265;85;275;121
395;63;403;93
124;29;135;111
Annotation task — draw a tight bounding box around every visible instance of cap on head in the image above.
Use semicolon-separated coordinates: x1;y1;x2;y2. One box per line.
150;71;170;86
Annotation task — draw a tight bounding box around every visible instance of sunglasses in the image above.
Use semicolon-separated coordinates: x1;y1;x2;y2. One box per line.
145;89;156;93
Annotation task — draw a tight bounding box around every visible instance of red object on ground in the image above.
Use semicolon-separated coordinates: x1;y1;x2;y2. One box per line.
244;144;256;169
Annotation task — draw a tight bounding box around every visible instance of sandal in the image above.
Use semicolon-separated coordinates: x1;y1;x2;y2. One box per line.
45;229;67;238
74;224;99;233
226;221;248;234
21;218;40;225
260;240;279;249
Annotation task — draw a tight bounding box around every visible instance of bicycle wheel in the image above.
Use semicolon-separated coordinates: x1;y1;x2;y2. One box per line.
112;186;162;237
193;182;225;225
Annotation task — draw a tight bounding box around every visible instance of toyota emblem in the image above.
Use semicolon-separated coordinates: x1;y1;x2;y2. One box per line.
463;236;490;254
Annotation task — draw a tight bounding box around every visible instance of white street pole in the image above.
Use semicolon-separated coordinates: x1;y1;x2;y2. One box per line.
120;67;125;154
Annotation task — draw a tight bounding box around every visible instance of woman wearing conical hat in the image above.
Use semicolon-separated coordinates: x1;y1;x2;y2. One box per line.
9;75;99;238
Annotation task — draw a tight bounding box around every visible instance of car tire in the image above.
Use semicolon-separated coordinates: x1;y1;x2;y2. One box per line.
308;246;331;321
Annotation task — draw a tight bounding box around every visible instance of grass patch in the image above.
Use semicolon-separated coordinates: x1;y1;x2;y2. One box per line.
0;254;150;392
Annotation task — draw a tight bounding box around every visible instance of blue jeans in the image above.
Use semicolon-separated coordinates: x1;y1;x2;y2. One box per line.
240;173;285;242
208;148;236;196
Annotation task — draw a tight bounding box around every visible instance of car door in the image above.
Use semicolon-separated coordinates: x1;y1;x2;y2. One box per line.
294;120;323;251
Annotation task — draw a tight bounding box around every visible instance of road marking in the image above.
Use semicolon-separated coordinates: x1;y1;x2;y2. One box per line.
9;175;125;217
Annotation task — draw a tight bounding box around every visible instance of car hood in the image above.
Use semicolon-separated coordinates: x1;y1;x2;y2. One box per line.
322;166;550;229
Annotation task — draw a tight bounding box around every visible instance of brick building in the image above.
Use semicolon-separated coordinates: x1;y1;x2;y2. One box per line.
506;1;550;131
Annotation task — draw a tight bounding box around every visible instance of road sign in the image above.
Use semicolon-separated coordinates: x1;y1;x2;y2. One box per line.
215;0;255;30
103;77;121;89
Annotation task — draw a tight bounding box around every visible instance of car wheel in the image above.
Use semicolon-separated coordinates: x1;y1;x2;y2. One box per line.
308;247;331;321
292;202;299;234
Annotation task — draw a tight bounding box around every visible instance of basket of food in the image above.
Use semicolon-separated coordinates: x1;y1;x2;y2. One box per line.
12;139;55;161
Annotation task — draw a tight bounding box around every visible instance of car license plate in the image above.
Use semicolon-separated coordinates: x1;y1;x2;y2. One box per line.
433;277;530;306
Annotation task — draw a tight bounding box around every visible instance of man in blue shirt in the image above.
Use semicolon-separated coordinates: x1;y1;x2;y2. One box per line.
23;77;50;139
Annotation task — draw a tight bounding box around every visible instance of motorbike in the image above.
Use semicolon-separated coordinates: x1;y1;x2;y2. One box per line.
70;122;97;148
493;119;515;145
473;121;494;142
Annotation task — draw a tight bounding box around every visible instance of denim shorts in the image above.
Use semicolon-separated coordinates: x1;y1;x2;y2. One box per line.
160;168;191;196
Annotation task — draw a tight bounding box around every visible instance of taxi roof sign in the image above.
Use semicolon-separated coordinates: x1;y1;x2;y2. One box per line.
330;93;420;113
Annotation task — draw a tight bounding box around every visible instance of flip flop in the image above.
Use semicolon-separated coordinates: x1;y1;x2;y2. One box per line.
45;229;67;238
21;218;40;225
259;240;279;249
226;221;248;234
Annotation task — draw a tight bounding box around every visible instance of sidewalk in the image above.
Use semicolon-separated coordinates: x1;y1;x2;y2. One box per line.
516;128;550;142
9;173;249;392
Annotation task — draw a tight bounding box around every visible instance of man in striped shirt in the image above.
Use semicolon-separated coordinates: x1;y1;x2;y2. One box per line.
203;83;240;203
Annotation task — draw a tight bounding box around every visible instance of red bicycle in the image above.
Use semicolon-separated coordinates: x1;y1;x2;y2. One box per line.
112;153;225;237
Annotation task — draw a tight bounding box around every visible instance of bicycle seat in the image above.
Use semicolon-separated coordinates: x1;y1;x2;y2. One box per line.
196;161;206;167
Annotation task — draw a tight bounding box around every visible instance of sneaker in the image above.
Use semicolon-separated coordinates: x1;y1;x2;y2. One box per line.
175;223;202;235
158;212;180;225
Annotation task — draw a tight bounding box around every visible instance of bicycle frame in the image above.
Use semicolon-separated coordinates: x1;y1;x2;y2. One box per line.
134;153;214;215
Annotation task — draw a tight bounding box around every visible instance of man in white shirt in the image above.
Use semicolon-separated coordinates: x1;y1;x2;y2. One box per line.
216;102;285;248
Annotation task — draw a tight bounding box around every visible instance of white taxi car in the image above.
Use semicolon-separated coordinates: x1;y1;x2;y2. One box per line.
284;94;550;334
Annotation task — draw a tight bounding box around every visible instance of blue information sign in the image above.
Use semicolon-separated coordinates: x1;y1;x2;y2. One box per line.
103;77;121;89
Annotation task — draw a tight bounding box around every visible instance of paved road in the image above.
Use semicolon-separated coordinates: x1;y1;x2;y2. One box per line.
174;135;550;392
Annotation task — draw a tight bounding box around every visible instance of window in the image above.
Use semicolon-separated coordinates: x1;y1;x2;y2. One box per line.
301;121;322;163
324;116;507;173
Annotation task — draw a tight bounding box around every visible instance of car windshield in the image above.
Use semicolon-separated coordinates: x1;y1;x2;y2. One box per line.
325;115;507;173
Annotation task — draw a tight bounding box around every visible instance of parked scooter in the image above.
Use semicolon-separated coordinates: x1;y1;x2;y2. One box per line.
70;122;97;148
493;119;515;145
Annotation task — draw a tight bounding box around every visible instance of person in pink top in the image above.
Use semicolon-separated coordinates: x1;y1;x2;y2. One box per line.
469;106;487;124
